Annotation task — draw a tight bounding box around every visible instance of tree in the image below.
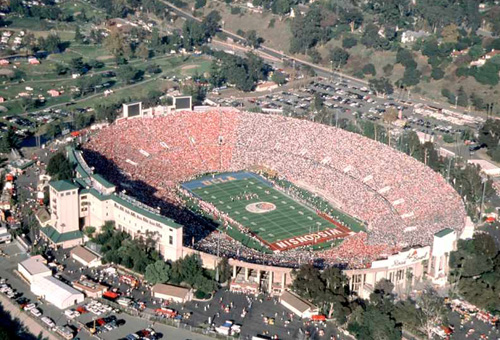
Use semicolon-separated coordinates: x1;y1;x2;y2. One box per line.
246;30;264;49
69;57;85;73
396;48;415;68
456;86;468;107
84;226;96;238
55;63;69;75
104;29;130;58
194;0;206;9
441;24;459;43
0;127;20;153
342;36;358;49
271;71;287;85
136;43;151;60
46;153;73;180
74;26;85;44
145;260;171;285
431;67;445;80
362;63;376;76
202;10;222;38
401;67;421;87
307;48;322;64
43;34;63;53
474;62;499;85
117;65;141;84
330;47;349;67
369;77;394;97
416;288;447;339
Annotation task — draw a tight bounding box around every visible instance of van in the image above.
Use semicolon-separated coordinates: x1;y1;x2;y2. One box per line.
117;297;132;307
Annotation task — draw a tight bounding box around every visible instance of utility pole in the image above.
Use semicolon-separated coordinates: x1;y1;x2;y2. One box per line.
479;179;487;221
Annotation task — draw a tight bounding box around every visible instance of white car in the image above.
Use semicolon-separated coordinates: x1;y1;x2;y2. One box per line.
24;303;36;311
41;316;55;328
64;309;79;319
30;308;42;317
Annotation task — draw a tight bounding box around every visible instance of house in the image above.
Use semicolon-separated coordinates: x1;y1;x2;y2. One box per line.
28;57;40;65
470;59;486;67
279;290;320;318
484;49;500;60
401;30;430;44
450;49;469;58
151;283;193;303
47;89;60;97
18;256;52;284
70;246;102;268
0;59;9;66
255;81;279;92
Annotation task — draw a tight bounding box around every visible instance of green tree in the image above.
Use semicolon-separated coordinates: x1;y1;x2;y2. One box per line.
202;10;222;38
362;63;376;76
145;260;171;285
117;65;141;84
46;153;73;180
330;47;350;67
431;67;445;80
368;77;393;97
74;26;85;44
136;43;151;60
194;0;206;9
246;30;264;49
342;36;358;49
271;71;287;85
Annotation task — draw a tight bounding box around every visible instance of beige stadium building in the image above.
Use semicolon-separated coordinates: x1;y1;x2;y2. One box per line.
44;146;464;298
41;147;183;261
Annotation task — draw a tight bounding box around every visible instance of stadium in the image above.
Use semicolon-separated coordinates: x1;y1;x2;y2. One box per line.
78;108;467;271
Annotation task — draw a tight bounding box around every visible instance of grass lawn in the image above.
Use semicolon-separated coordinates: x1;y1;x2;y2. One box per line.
198;2;292;53
183;172;354;251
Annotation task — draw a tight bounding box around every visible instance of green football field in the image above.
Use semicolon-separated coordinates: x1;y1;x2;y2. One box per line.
182;172;349;249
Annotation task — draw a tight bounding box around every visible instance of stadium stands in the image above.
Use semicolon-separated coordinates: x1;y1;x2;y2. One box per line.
83;109;466;268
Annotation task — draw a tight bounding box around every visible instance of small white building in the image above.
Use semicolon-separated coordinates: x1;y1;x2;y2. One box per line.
279;290;319;318
151;283;193;304
468;159;500;177
70;246;102;268
401;30;430;44
0;226;11;244
31;276;84;309
18;256;52;284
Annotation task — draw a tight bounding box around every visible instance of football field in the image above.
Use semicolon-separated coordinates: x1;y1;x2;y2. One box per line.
182;172;351;251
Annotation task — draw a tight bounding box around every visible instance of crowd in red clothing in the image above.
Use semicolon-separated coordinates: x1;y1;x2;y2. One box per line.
82;108;466;268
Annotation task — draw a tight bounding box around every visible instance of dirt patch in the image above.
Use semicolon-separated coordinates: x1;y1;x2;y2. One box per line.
181;64;198;70
96;55;115;61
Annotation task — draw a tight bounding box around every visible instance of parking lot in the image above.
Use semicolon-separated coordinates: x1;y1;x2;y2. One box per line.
210;78;484;145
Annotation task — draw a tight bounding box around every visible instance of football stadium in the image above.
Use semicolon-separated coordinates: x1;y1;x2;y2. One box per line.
79;108;468;271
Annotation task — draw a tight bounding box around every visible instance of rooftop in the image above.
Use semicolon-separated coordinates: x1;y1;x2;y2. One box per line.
50;180;78;192
70;246;100;264
40;225;83;244
435;228;454;238
280;290;317;313
152;283;191;299
91;174;115;189
19;256;51;276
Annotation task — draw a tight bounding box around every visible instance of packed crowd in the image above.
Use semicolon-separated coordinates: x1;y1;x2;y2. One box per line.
82;108;466;268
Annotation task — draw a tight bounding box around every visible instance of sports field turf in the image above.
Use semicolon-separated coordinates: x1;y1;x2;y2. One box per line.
182;172;349;248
